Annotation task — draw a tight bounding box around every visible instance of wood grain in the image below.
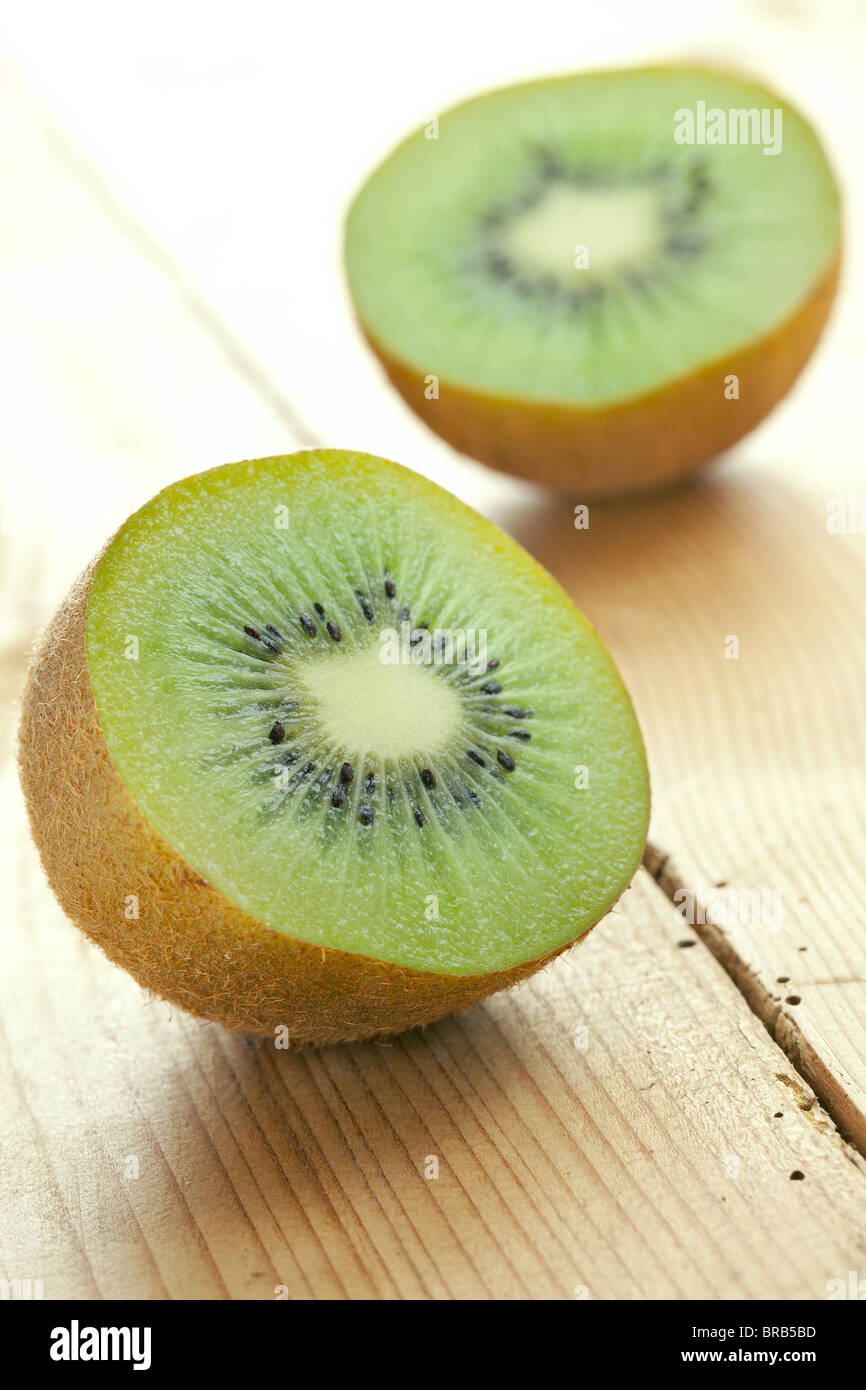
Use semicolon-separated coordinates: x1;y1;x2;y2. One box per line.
503;476;866;1153
4;777;866;1300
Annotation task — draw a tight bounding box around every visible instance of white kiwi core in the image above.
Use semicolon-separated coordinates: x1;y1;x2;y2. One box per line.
499;183;666;287
298;643;463;760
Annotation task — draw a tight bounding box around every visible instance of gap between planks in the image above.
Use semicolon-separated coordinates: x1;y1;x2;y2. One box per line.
643;840;866;1161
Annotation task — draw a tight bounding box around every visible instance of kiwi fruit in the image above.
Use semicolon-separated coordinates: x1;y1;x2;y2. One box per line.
18;450;650;1039
345;67;841;496
18;450;648;1044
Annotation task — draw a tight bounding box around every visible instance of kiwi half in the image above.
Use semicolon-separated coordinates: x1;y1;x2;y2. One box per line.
345;67;841;495
18;450;648;1043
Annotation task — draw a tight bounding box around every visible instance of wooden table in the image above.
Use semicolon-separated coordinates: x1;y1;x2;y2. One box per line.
2;2;865;1299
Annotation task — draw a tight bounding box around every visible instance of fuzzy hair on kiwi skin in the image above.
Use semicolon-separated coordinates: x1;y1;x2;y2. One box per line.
362;253;840;498
17;562;608;1046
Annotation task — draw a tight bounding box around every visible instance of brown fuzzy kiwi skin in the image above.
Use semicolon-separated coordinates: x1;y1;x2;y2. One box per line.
361;254;840;498
16;562;605;1047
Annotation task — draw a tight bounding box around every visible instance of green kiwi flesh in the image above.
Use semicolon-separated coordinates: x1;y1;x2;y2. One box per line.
22;451;649;1032
345;68;841;490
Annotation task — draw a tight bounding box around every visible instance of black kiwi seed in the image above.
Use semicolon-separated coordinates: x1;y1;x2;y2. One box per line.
497;749;515;771
468;789;482;807
263;637;281;654
268;720;285;745
265;623;283;640
480;681;501;695
326;621;342;642
280;750;299;764
339;761;354;784
313;602;325;617
384;577;396;598
331;785;346;809
359;805;374;826
302;761;315;776
486;660;500;671
509;729;531;741
364;773;375;795
503;705;532;719
243;624;261;641
356;592;374;623
467;750;486;767
420;768;436;789
398;605;410;623
414;808;425;827
299;614;316;637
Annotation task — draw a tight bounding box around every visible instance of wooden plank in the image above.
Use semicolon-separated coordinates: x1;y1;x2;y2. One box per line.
4;770;865;1300
509;476;866;1155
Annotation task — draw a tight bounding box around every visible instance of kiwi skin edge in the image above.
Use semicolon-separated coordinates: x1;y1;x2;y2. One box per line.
17;563;613;1046
362;253;840;498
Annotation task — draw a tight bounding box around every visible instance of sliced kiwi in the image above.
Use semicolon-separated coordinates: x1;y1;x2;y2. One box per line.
18;450;648;1043
345;67;841;495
